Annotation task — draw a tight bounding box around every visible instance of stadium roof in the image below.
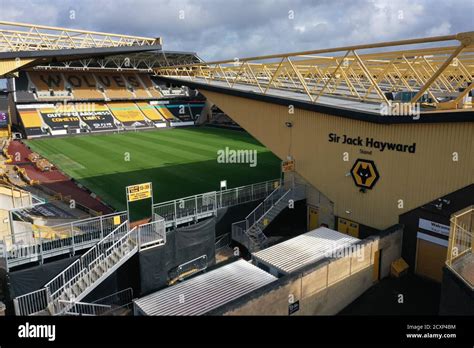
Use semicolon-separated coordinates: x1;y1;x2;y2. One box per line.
0;21;201;77
154;31;474;118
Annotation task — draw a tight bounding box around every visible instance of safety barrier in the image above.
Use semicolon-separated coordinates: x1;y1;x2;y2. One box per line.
2;179;280;269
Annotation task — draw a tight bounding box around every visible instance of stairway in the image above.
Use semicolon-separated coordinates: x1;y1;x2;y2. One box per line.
47;221;138;315
14;218;166;316
232;184;305;252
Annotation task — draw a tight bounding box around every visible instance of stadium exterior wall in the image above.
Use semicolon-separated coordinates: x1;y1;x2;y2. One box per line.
201;91;474;230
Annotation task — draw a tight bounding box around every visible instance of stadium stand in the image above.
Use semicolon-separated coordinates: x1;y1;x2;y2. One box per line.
122;74;150;99
13;71;36;102
77;103;118;132
17;109;46;137
63;72;104;100
139;74;163;98
107;102;149;128
165;102;194;121
94;72;134;99
27;71;71;99
155;105;177;120
135;102;167;127
39;105;82;135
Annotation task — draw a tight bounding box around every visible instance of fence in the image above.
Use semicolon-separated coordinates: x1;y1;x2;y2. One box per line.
60;301;112;316
61;287;134;316
13;288;50;316
169;254;208;283
137;217;166;249
2;179;280;269
3;211;128;269
44;221;129;303
446;205;473;288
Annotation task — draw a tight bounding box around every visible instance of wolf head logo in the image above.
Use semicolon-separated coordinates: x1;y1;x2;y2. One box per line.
356;164;372;184
350;159;380;189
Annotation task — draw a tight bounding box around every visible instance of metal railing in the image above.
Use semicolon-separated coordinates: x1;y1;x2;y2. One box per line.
52;224;138;315
3;211;128;269
137;218;166;249
248;187;287;230
156;32;474;112
13;288;50;316
2;179;280;269
152;178;280;227
231;184;306;251
446;205;473;288
215;233;231;251
91;287;134;312
62;287;134;316
44;221;129;303
60;301;112;316
0;21;160;53
169;255;208;283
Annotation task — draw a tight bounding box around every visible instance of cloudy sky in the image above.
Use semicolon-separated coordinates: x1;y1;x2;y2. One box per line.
0;0;473;61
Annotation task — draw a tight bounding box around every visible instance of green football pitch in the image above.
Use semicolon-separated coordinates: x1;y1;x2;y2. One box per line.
25;127;281;210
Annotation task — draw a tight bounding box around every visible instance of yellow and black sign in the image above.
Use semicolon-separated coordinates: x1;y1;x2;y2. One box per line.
282;160;295;172
350;159;380;190
126;182;152;202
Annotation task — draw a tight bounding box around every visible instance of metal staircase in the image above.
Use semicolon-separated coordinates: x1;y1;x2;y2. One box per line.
13;218;165;316
232;184;305;252
4;179;279;270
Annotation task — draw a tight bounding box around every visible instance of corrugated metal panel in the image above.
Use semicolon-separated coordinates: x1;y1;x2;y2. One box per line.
133;259;277;316
252;227;359;275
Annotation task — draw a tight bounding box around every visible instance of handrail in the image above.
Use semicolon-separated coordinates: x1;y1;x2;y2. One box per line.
44;221;128;301
155;32;474;111
3;179;280;268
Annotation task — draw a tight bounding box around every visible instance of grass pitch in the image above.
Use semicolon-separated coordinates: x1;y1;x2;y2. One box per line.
26;127;281;210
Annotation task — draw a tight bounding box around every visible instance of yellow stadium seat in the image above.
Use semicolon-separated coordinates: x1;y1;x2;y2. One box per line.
107;102;145;123
155;106;176;120
63;72;104;99
122;74;151;98
138;75;162;98
28;71;65;92
19;110;43;128
94;73;134;99
136;102;165;121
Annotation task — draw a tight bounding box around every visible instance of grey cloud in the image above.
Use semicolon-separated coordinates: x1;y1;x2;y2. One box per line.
0;0;472;60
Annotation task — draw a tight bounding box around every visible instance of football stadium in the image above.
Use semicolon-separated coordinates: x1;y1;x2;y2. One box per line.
0;6;472;333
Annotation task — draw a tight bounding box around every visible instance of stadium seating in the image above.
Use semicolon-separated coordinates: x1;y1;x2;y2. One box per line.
77;103;118;132
107;102;149;127
135;102;166;127
39;105;82;135
94;73;134;99
155;105;177;120
138;75;163;98
27;71;71;99
121;74;151;99
63;72;104;99
28;71;64;91
18;109;45;137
